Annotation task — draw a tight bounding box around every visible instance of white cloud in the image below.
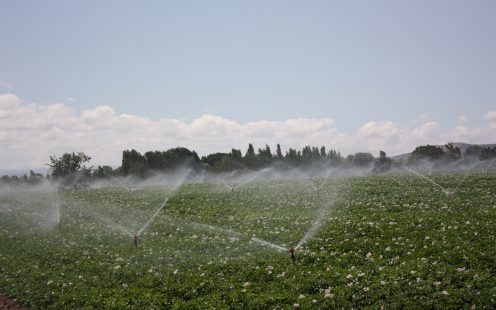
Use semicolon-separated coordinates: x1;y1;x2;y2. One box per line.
484;111;496;120
458;115;467;123
1;93;496;169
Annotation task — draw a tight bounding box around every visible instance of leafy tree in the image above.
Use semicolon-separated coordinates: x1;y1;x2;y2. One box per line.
465;145;496;160
373;150;392;173
320;146;326;158
122;149;147;177
464;145;484;158
349;152;375;167
201;152;245;172
28;170;44;184
328;149;342;166
231;149;243;162
244;143;257;168
93;166;115;178
445;143;461;161
48;152;92;180
161;147;201;171
276;144;283;160
409;145;445;162
144;151;165;171
257;144;273;167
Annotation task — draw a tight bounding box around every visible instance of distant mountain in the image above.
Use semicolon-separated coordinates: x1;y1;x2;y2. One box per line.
392;142;496;161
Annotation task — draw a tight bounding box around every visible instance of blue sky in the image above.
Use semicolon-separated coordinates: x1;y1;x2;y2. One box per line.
1;1;496;168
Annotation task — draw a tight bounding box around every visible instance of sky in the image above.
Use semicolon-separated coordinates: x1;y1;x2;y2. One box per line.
1;1;495;169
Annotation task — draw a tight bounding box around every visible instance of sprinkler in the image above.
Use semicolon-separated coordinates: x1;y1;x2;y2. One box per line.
134;234;138;246
289;247;297;265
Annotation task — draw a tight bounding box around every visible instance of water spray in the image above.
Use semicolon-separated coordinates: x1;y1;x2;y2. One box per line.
402;165;449;195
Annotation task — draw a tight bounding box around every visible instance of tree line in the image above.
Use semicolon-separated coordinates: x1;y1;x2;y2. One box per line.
1;143;495;187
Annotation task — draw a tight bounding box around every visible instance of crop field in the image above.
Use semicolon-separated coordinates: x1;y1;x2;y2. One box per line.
1;172;496;309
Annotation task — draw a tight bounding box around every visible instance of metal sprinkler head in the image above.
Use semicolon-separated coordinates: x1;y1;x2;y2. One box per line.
289;247;297;265
134;234;138;246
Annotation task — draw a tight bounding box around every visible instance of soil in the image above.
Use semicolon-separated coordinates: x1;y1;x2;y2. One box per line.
0;295;29;310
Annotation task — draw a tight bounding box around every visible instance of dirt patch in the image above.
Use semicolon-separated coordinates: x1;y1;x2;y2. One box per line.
0;295;29;310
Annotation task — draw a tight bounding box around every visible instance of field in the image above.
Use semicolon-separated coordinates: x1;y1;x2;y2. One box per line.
1;172;496;309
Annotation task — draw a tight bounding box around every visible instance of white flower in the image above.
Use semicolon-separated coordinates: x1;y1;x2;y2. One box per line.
363;287;369;292
243;282;250;288
298;294;305;299
434;281;441;286
293;304;300;308
457;267;466;272
366;252;372;259
47;280;53;285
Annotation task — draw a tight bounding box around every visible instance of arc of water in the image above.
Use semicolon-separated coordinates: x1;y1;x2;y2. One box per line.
111;176;133;192
450;161;481;194
402;165;448;194
0;204;12;212
137;197;169;236
231;171;263;191
83;208;134;237
483;158;496;173
193;222;243;238
316;169;335;192
46;183;61;224
218;178;233;191
295;206;330;250
251;237;287;252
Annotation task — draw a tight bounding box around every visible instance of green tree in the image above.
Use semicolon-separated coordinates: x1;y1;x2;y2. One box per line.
350;152;375;167
409;145;445;162
445;143;461;161
161;147;201;171
373;150;392;173
244;143;257;168
276;144;283;160
48;152;92;179
122;149;147;177
93;166;115;178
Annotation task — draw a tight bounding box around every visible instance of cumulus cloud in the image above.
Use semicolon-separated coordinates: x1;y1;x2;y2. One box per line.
1;93;496;169
484;111;496;120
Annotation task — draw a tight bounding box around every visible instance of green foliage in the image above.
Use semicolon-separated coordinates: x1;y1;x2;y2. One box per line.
93;166;116;178
348;152;375;167
445;143;462;162
48;152;92;178
373;151;392;173
410;145;445;162
47;152;92;187
122;149;147;177
1;173;495;308
465;145;496;160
